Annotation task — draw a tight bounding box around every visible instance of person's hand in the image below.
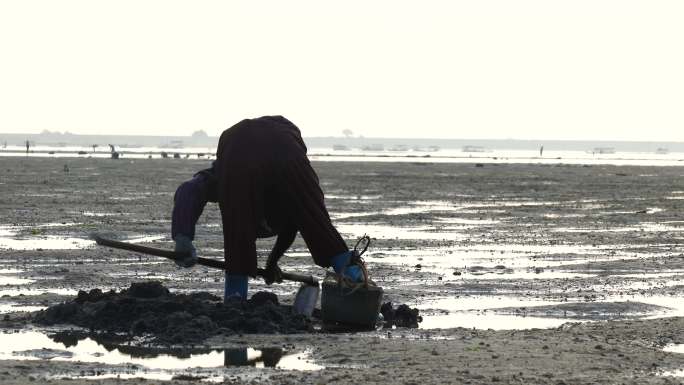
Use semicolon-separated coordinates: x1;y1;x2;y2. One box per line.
174;234;197;268
263;261;283;285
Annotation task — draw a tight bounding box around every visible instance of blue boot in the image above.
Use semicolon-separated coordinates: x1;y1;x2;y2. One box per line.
224;273;248;302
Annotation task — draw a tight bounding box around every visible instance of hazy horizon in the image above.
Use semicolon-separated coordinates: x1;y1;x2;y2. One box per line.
2;130;682;149
1;1;683;141
1;129;684;142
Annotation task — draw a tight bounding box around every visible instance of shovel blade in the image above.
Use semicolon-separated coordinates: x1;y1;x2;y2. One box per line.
292;283;320;317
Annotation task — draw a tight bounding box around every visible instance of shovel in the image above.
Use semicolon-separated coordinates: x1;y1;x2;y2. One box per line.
92;235;320;317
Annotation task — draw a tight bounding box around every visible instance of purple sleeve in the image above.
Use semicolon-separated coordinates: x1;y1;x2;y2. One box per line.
171;173;214;240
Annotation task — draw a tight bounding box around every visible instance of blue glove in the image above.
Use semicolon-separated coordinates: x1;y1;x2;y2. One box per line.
174;234;197;268
332;251;364;283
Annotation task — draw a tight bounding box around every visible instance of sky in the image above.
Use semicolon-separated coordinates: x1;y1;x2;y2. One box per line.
0;1;682;141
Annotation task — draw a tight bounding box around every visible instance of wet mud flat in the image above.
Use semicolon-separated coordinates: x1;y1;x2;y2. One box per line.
1;157;684;383
2;316;684;384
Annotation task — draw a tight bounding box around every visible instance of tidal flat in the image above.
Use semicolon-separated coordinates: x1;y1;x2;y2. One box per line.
1;157;684;384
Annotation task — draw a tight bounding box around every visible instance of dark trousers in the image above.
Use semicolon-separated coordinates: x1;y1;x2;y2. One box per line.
215;116;348;276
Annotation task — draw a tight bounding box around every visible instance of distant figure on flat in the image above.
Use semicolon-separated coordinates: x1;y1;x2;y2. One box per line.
171;116;365;301
108;144;120;159
25;140;30;155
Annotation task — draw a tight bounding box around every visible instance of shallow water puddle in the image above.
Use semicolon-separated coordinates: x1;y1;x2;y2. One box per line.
661;345;684;378
434;217;501;226
371;254;593;281
80;211;120;217
0;225;93;250
416;296;569;330
0;275;34;285
664;344;684;354
0;223;165;250
661;369;684;378
447;269;591;281
125;235;166;243
611;295;684;318
464;200;563;209
0;268;34;285
0;288;79;297
611;272;684;279
415;293;683;330
0;303;46;313
333;200;479;220
337;223;466;241
554;223;683;233
420;296;563;313
0;331;323;380
366;244;646;281
420;311;570;330
325;194;382;200
588;279;684;294
0;236;93;250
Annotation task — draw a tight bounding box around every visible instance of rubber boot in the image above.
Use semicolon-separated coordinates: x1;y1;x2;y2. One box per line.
224;273;248;302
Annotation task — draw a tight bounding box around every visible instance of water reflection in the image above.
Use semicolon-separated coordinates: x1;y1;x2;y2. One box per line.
224;347;283;368
0;331;323;373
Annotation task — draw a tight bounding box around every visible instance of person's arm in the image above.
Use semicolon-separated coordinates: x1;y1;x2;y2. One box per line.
263;227;297;284
269;227;297;263
171;170;215;241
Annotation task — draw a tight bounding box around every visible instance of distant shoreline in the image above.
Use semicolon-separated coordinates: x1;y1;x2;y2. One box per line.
3;146;684;167
1;132;683;152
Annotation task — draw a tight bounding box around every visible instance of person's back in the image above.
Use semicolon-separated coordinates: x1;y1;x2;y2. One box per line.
172;116;365;302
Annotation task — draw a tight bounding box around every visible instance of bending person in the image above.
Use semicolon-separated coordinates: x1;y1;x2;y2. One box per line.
171;115;363;301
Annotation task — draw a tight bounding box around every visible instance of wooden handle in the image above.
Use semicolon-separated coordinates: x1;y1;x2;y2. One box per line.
93;235;318;286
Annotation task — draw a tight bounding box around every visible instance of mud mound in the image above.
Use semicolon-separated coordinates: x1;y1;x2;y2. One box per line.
381;302;423;328
33;282;311;344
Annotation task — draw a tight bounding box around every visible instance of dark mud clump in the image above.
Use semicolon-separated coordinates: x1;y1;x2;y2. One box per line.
380;302;422;328
33;281;312;344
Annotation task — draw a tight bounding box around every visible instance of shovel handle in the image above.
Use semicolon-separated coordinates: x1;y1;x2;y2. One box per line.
92;235;318;286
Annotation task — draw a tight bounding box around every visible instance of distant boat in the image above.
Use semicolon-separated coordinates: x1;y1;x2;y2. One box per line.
165;140;184;149
412;145;439;152
591;147;615;154
656;147;669;154
361;144;384;151
462;145;487;153
332;144;350;151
